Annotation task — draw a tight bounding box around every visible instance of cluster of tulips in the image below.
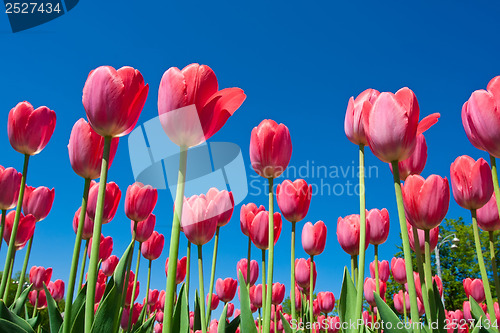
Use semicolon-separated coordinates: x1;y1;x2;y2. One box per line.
0;62;500;333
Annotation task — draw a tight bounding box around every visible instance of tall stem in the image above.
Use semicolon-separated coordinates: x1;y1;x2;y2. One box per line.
0;210;6;252
0;154;29;297
401;284;407;322
3;252;15;302
263;178;275;333
354;144;367;321
84;136;111;332
63;178;91;333
471;209;497;329
247;237;251;288
118;224;137;327
32;290;39;318
489;231;500;297
78;240;89;291
391;161;421;332
309;255;314;325
374;245;380;323
206;226;220;325
127;243;142;331
145;260;152;317
350;255;358;286
423;230;436;325
261;249;266;318
15;235;34;300
291;221;296;333
198;245;207;333
186;241;191;304
163;147;188;333
412;228;431;321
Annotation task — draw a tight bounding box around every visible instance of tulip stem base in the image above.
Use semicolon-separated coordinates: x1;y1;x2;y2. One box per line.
350;255;358;286
145;260;152;319
186;241;191;304
263;178;275;333
261;249;266;315
291;221;296;333
412;227;431;322
309;255;314;325
198;245;207;333
206;226;220;326
3;252;15;302
423;230;436;326
247;237;251;288
15;235;34;300
127;242;142;332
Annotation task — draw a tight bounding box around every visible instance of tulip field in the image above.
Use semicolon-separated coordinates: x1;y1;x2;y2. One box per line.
1;61;500;333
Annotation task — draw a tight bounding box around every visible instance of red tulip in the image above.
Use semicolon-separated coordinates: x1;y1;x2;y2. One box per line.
120;303;143;329
434;275;443;298
164;256;187;284
73;206;95;240
131;214;156;243
317;291;335;313
450;156;493;210
369;260;390;282
67;118;119;179
248;211;282;250
156;310;164;323
86;181;121;224
250;119;292;179
48;279;65;302
22;185;55;222
226;302;234;318
249;284;263;308
393;291;410;315
293;286;302;311
216;278;237;303
124;271;140;306
29;289;47;309
392;134;428;181
207;188;234;227
125;182;158;223
271;283;285;305
407;222;439;253
364;277;386;306
8;101;56;155
236;258;259;286
367;208;390;245
447;310;468;333
3;211;36;250
390;257;407;284
344;89;380;146
83;66;149;138
463;278;486;303
336;214;370;256
327;316;340;333
157;290;166;312
88;234;113;261
402;174;450;230
240;203;265;237
206;293;220;310
154;323;163;333
295;258;317;290
29;266;52;291
0;166;22;210
477;193;500;231
141;231;164;261
158;63;245;148
180;192;221;245
301;221;327;256
276;179;312;223
101;255;119;277
148;289;159;306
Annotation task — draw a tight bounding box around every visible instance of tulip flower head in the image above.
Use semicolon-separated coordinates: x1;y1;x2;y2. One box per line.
301;221;327;256
364;277;387;306
0;166;22;210
393;290;410;314
48;279;65;302
73;206;95;240
236;258;259;286
344;88;380;146
22;185;55;222
148;289;159;306
317;291;335;314
206;293;220;311
141;231;165;261
392;134;428;181
390;257;407;284
226;303;235;318
88;234;113;261
271;283;286;305
86;181;121;224
249;284;263;308
125;182;158;223
295;258;317;290
367;208;390;245
124;271;140;306
216;277;238;303
131;213;156;243
240;203;265;237
407;222;439;253
120;303;143;329
29;266;52;291
3;211;36;250
29;289;47;309
463;278;486;303
336;214;370;256
476;193;500;231
101;255;119;276
248;210;282;250
369;260;390;282
276;179;312;223
164;256;187;284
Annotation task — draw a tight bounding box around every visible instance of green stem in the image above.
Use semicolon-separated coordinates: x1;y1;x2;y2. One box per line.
145;260;152;317
186;241;191;303
291;221;296;333
206;226;220;326
85;136;111;333
163;147;188;333
118;224;137;328
423;230;436;326
402;284;407;322
264;178;275;333
258;309;261;333
127;243;142;332
63;178;91;333
15;235;34;300
471;209;498;330
391;161;421;332
3;252;15;302
78;240;89;291
0;154;29;297
261;249;266;315
32;290;38;318
0;210;6;252
412;228;431;322
489;231;500;298
247;236;251;288
309;255;314;325
274;306;278;333
351;255;358;286
374;245;380;324
198;245;207;333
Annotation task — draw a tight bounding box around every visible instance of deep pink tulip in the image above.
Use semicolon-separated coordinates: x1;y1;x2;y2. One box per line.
180;192;221;245
402;174;450;230
86;181;121;224
8;101;56;155
477;193;500;231
48;279;65;302
141;231;164;261
450;156;493;210
148;289;159;306
271;283;285;305
295;258;317;290
156;310;164;323
73;206;95;240
390;257;407;284
67;118;119;179
434;275;443;298
120;303;143;329
216;277;237;303
236;258;259;286
29;266;52;291
206;293;220;310
317;291;335;313
157;290;166;312
207;188;234;227
393;134;428;181
101;255;119;277
293;286;302;310
336;214;370;256
463;278;486;303
276;179;312;223
447;310;468;333
227;302;234;318
250;119;292;179
22;185;55;222
83;66;149;138
164;256;187;284
29;289;47;309
249;284;263;308
158;63;245;148
327;316;340;333
0;166;22;210
154;323;163;333
131;214;156;243
393;291;410;314
240;203;265;237
407;222;439;253
364;277;387;306
3;211;36;250
302;221;327;256
88;234;113;261
367;208;390;245
124;271;140;306
344;89;380;146
369;260;390;282
125;182;158;223
248;210;282;250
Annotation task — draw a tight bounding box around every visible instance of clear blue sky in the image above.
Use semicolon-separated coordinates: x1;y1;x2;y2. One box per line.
1;0;500;317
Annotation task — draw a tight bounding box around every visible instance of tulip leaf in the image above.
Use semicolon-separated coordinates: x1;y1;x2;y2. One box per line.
134;314;155;333
237;271;258;333
10;284;32;315
171;283;189;333
226;315;240;333
217;303;228;333
468;297;496;333
43;283;63;333
374;293;409;333
25;315;40;330
131;301;148;333
193;290;202;332
0;318;30;333
279;312;292;333
113;240;135;292
0;301;34;333
64;283;87;333
339;267;357;333
433;282;446;333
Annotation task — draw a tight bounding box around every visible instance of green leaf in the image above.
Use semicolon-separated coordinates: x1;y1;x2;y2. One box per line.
279;312;292;333
9;284;32;315
226;315;240;333
339;267;357;333
25;316;39;330
217;303;228;333
469;297;496;333
433;282;446;333
193;290;202;332
135;314;155;333
374;293;409;333
0;318;30;333
237;271;258;333
64;283;87;333
131;302;148;333
43;283;63;333
0;300;34;333
171;283;189;333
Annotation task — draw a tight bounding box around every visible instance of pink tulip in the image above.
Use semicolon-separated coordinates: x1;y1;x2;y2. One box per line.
164;256;187;284
364;277;386;306
276;179;312;222
48;279;65;302
293;286;302;310
141;231;164;261
236;259;259;286
369;260;390;282
434;275;443;297
249;284;263;308
250;119;292;179
227;302;235;318
271;283;285;305
327;316;340;333
156;310;164;323
206;293;220;310
157;291;166;312
88;234;113;261
477;193;500;231
216;277;237;303
407;222;439;253
317;291;335;313
390;257;407;284
125;182;158;223
67;118;119;179
131;214;156;243
463;278;486;303
29;289;47;309
158;63;245;148
450;156;493;210
8;101;56;155
367;208;390;245
447;310;468;333
205;188;234;227
3;212;36;250
124;271;140;306
73;206;95;240
344;89;380;146
83;66;148;138
393;290;410;314
120;303;143;329
248;211;282;250
240;203;265;237
336;214;370;256
392;134;428;181
101;255;119;276
86;181;121;224
301;221;327;256
295;258;317;290
22;185;55;222
463;301;473;322
402;174;450;230
148;289;159;306
29;266;52;291
154;323;163;333
0;166;22;210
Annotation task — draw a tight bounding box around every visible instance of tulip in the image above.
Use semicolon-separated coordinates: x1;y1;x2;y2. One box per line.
180;193;220;246
369;260;389;282
392;134;428;181
86;181;121;224
271;283;285;305
73;207;94;240
22;185;55;222
154;324;163;333
463;278;486;303
3;212;36;250
206;293;219;311
240;204;264;289
326;316;340;333
317;291;335;314
156;311;164;323
216;278;237;303
29;266;52;291
101;255;119;277
88;235;113;261
393;290;410;315
295;258;317;290
367;208;389;246
447;310;468;333
48;279;65;302
276;179;312;223
391;257;407;284
148;289;159;307
124;271;140;306
236;259;259;286
344;88;380;146
131;214;156;243
248;211;282;250
249;284;263;308
336;214;370;256
29;289;47;312
120;303;143;330
0;166;22;211
164;256;187;284
125;182;158;223
407;222;439;253
301;221;327;256
227;303;235;318
363;277;387;307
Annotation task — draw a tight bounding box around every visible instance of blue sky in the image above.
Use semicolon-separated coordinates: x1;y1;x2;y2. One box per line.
1;0;500;317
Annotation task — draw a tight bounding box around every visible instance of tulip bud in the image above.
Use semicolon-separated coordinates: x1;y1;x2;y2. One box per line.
132;214;156;243
249;284;263;308
344;89;380;146
88;234;113;261
369;260;390;282
301;221;327;256
393;290;410;314
248;211;282;250
48;279;65;302
0;166;22;211
142;231;165;261
367;208;390;245
216;278;238;303
29;266;52;291
295;258;317;290
336;214;370;256
463;278;486;303
271;283;285;305
240;203;265;237
317;291;335;314
125;182;158;223
101;255;119;276
206;293;219;310
226;302;235;318
477;193;500;231
390;257;407;284
29;289;47;309
3;212;36;250
86;181;121;224
120;303;143;329
164;256;187;284
276;179;312;223
23;185;55;222
124;271;140;306
73;206;95;240
363;277;387;306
